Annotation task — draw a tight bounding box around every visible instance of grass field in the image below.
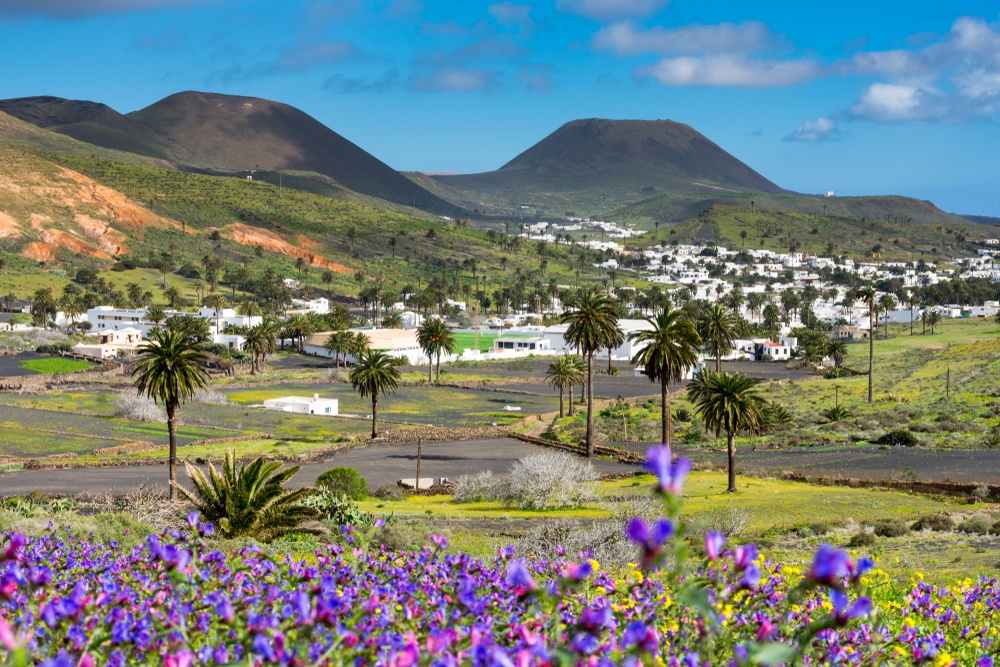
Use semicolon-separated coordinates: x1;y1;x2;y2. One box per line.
19;358;93;374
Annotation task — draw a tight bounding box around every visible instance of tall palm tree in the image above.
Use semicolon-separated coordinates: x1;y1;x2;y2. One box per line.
31;287;57;327
204;293;228;333
687;370;765;493
826;338;848;368
629;307;701;446
145;303;167;326
545;356;584;418
177;449;318;541
243;318;278;374
699;304;739;372
878;294;897;339
349;351;401;439
856;286;877;403
566;354;586;416
417;318;456;383
562;289;620;457
237;300;262;318
133;328;209;499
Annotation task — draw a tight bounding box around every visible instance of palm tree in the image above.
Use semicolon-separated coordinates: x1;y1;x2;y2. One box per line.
243;319;278;374
382;312;404;329
417;318;456;383
826;338;848;368
878;294;897;339
562;289;620;457
699;304;739;372
31;287;57;327
145;303;167;326
926;310;941;334
237;300;262;318
349;351;401;439
687;370;765;493
285;314;311;352
133;328;209;499
204;293;228;333
566;354;585;416
856;286;877;403
629;307;701;446
546;356;584;418
177;450;318;541
162;285;181;310
605;324;625;374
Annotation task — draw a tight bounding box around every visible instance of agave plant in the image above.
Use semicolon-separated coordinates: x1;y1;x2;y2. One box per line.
176;449;319;542
821;405;855;423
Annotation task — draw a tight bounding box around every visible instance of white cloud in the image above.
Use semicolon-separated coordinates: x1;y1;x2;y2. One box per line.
275;41;364;72
592;21;776;56
488;2;534;33
411;68;499;93
847;50;929;76
638;54;821;87
556;0;669;21
784;117;839;142
849;83;950;123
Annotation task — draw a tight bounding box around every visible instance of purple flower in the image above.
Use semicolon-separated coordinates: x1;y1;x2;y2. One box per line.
733;544;757;571
563;560;594;582
625;518;674;569
577;603;614;635
849;556;875;581
808;544;851;588
506;559;537;598
829;589;873;625
977;657;994;667
430;534;448;550
705;532;725;561
1;534;26;562
645;445;691;496
739;563;761;590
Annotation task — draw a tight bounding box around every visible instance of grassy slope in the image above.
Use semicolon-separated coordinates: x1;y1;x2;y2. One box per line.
618;193;993;261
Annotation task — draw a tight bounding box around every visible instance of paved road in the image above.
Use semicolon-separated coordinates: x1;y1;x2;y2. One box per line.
0;438;635;496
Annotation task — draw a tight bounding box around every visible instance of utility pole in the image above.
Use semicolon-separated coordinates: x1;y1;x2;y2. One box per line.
415;438;423;491
946;366;950;401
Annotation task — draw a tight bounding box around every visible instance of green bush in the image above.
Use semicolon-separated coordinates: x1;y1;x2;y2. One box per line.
847;531;876;548
989;520;1000;536
873;519;909;537
873;429;919;447
912;514;955;532
809;522;831;536
958;517;992;535
300;489;377;528
315;467;368;500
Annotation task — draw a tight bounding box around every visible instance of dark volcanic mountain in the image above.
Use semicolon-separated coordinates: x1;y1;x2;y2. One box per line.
0;92;458;216
434;118;784;196
0;96;172;159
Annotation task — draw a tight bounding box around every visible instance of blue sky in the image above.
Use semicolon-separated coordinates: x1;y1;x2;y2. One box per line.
2;0;1000;215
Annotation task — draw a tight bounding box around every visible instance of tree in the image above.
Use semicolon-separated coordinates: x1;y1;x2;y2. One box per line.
826;338;848;368
323;330;353;369
566;354;586;416
383;312;404;329
162;285;181;310
177;450;318;541
31;287;57;326
203;293;228;334
349;351;401;439
687;370;765;493
856;286;877;403
417;318;456;383
133;328;209;499
562;289;620;457
699;304;739;372
546;356;584;418
926;310;941;334
629;307;701;446
145;303;167;326
878;294;897;339
243;318;279;374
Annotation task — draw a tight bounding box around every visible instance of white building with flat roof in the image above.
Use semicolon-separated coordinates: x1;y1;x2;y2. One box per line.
263;394;338;416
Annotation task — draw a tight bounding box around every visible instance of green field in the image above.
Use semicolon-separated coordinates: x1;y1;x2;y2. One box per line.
19;358;93;374
451;332;532;353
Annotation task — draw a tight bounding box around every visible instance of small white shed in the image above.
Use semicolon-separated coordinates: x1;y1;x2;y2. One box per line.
263;394;339;416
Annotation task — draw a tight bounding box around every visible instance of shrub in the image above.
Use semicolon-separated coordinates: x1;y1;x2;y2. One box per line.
193;388;229;404
300;489;376;528
452;470;506;503
502;451;599;510
315;467;368;501
701;503;752;537
990;520;1000;536
847;531;876;548
821;405;854;423
113;392;165;422
371;519;430;552
873;519;909;538
913;514;955;532
507;518;639;570
35;343;73;355
873;429;919;447
809;522;831;536
958;517;992;535
371;483;407;501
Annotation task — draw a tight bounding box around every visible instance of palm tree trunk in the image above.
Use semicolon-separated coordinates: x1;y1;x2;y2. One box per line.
558;387;564;418
715;342;722;373
607;346;613;373
167;402;178;500
436;350;441;383
371;396;378;439
727;431;737;493
868;309;874;403
428;354;433;383
586;352;594;458
568;384;574;417
661;372;670;446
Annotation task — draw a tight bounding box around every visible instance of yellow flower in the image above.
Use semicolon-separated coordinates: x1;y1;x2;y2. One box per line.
934;653;953;667
589;558;600;572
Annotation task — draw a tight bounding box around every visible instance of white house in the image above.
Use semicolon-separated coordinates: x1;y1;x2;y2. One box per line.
289;297;330;315
304;328;425;365
73;327;144;360
263;394;339;416
493;336;550;353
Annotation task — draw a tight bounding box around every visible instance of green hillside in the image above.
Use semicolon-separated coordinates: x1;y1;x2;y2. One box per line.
0;147;603;303
617;192;995;261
